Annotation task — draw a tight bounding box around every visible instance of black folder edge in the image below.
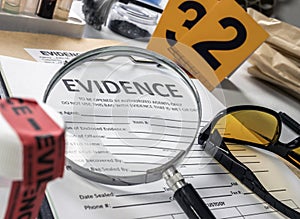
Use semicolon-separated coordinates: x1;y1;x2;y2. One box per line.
39;195;55;219
0;69;9;98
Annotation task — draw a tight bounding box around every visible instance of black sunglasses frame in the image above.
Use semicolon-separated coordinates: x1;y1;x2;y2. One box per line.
199;105;300;169
202;129;300;218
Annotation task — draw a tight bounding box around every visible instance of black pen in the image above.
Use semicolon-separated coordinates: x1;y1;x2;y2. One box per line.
164;167;216;219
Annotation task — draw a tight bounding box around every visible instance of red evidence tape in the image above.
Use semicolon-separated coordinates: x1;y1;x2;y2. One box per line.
0;98;65;219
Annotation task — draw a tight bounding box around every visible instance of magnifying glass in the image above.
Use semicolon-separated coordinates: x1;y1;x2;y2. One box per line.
43;46;215;219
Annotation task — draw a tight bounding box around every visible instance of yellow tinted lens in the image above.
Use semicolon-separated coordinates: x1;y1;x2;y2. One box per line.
213;110;279;146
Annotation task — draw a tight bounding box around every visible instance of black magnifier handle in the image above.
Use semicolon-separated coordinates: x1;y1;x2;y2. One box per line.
163;167;216;219
175;184;216;219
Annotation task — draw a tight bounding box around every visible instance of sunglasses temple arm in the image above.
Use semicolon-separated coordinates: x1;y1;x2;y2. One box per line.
279;112;300;135
240;167;300;218
205;133;300;218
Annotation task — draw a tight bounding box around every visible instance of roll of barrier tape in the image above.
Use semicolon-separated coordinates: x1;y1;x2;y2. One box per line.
0;98;65;219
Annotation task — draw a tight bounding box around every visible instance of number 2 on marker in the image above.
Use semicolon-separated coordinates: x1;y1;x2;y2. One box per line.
192;17;247;70
171;0;268;89
166;1;248;71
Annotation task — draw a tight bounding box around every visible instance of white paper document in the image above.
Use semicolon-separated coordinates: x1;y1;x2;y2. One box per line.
0;56;299;219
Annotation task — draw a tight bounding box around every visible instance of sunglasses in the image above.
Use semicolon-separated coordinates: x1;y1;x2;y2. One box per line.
198;105;300;218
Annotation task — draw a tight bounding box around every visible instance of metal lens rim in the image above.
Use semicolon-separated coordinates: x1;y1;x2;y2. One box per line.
43;45;202;185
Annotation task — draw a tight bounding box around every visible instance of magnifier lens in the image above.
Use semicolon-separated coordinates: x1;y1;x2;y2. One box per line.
44;46;201;184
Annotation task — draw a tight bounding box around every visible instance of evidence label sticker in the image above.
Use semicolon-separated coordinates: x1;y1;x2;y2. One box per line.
0;98;65;219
